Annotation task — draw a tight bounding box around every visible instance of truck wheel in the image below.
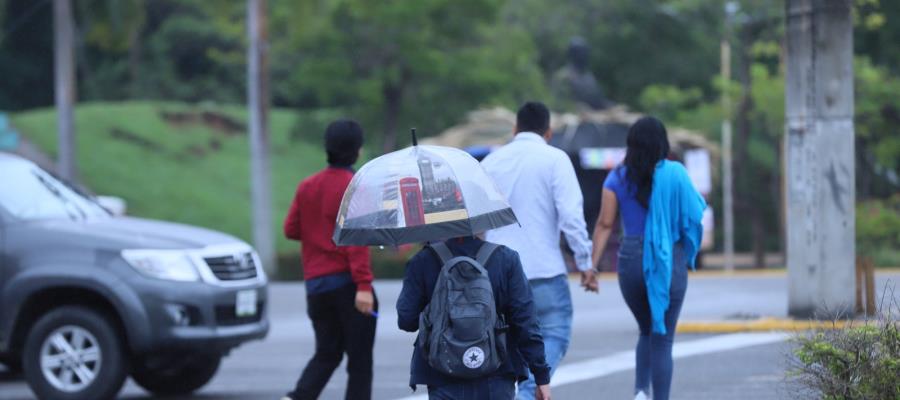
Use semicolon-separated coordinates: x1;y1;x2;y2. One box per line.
131;353;221;396
22;306;127;400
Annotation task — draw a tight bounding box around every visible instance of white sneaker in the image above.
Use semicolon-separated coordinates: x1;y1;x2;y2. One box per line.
634;391;650;400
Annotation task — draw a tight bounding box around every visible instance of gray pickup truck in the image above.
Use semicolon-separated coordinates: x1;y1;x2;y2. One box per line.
0;153;269;399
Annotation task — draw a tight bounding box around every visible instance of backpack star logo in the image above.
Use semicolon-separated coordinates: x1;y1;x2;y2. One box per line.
462;346;485;369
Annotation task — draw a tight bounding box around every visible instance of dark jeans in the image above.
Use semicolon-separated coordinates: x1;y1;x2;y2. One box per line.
427;376;516;400
617;236;687;400
288;284;378;400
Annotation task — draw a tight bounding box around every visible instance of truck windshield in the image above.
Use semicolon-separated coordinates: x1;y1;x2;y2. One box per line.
0;162;110;221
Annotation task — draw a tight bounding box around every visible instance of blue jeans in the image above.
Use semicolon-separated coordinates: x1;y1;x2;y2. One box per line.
428;376;515;399
516;274;572;400
617;236;687;400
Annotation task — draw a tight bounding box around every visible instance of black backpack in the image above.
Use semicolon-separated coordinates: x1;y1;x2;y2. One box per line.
416;241;508;379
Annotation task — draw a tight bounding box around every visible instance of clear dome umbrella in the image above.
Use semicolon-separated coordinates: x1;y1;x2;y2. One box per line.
333;131;517;246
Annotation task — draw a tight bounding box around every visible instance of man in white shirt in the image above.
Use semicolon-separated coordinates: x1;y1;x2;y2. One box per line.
482;101;597;399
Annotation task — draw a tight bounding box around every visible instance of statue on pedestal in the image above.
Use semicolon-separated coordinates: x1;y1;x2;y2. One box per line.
551;37;613;111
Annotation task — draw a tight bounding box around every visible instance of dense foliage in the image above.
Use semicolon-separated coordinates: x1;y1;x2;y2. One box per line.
856;195;900;266
1;0;898;266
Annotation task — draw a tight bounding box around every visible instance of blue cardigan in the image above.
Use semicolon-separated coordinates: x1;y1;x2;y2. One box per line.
643;160;706;335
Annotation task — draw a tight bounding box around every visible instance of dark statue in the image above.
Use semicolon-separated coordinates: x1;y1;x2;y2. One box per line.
551;37;613;110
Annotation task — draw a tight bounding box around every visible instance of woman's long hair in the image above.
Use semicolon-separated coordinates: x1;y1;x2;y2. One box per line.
622;116;670;209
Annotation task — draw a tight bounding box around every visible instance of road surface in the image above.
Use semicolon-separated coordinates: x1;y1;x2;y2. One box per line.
1;271;897;399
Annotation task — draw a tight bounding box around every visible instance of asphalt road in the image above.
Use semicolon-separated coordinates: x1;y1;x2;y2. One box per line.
1;271;897;400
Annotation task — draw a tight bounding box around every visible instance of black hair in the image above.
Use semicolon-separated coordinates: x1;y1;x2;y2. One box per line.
516;101;550;134
324;119;364;167
622;116;670;209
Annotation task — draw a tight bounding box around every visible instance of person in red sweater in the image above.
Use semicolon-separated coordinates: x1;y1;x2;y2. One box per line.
282;119;376;400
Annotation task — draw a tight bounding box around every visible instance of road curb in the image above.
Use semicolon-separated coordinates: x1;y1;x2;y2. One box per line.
584;267;900;280
677;318;852;334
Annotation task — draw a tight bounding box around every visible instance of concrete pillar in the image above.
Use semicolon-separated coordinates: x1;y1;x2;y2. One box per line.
54;0;76;181
785;0;855;318
247;0;275;275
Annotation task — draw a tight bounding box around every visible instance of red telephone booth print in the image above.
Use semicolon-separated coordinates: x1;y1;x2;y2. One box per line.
399;177;426;226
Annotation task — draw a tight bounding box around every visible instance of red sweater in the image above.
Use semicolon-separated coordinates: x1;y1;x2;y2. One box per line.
284;167;373;292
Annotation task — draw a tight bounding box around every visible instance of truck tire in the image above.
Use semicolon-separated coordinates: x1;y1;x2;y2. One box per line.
22;306;128;400
131;353;221;396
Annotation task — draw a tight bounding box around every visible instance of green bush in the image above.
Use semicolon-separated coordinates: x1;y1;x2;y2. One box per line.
857;195;900;267
789;301;900;399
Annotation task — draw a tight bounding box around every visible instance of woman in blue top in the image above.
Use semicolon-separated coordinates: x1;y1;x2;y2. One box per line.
591;117;705;400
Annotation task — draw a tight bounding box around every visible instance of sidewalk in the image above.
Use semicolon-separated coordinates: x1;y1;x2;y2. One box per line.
585;268;900;334
701;252;785;269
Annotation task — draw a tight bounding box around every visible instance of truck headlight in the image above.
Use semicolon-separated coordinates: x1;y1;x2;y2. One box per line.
121;249;200;282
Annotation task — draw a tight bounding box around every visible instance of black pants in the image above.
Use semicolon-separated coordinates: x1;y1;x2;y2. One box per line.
288;284;378;400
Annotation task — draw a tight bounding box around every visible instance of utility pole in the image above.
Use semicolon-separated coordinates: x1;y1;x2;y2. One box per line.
247;0;275;275
720;4;736;271
785;0;855;318
54;0;76;181
720;40;735;272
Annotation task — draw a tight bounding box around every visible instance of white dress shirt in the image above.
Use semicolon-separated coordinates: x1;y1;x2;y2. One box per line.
481;132;593;279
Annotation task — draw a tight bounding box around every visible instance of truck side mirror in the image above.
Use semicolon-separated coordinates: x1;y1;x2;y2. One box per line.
96;196;127;216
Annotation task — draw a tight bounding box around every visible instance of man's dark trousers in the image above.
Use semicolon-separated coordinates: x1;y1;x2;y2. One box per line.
288;284;378;400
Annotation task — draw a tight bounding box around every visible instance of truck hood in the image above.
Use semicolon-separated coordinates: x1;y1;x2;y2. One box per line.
31;216;246;250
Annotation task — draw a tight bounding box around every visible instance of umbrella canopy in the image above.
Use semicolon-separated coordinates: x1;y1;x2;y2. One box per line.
333;144;517;246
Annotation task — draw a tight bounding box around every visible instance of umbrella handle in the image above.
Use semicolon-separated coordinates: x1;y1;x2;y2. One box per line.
411;127;418;146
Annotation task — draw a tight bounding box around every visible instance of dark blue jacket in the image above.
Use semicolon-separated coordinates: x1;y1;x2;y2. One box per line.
396;237;551;388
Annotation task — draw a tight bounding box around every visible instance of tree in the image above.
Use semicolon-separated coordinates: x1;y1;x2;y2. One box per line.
854;57;900;198
74;0;146;99
276;0;546;152
854;0;898;74
502;0;725;109
0;0;55;110
637;0;899;267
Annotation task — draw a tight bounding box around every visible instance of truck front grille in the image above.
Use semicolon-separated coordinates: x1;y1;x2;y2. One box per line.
204;253;258;281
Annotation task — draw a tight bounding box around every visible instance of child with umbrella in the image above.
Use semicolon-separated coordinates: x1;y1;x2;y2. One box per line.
333;134;552;400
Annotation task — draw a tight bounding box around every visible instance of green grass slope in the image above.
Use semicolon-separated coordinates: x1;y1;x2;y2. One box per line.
11;101;342;275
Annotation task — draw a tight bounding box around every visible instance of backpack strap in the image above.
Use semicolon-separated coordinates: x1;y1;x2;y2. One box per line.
428;242;454;265
475;242;500;267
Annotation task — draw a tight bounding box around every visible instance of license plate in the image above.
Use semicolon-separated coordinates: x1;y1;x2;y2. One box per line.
235;289;258;317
